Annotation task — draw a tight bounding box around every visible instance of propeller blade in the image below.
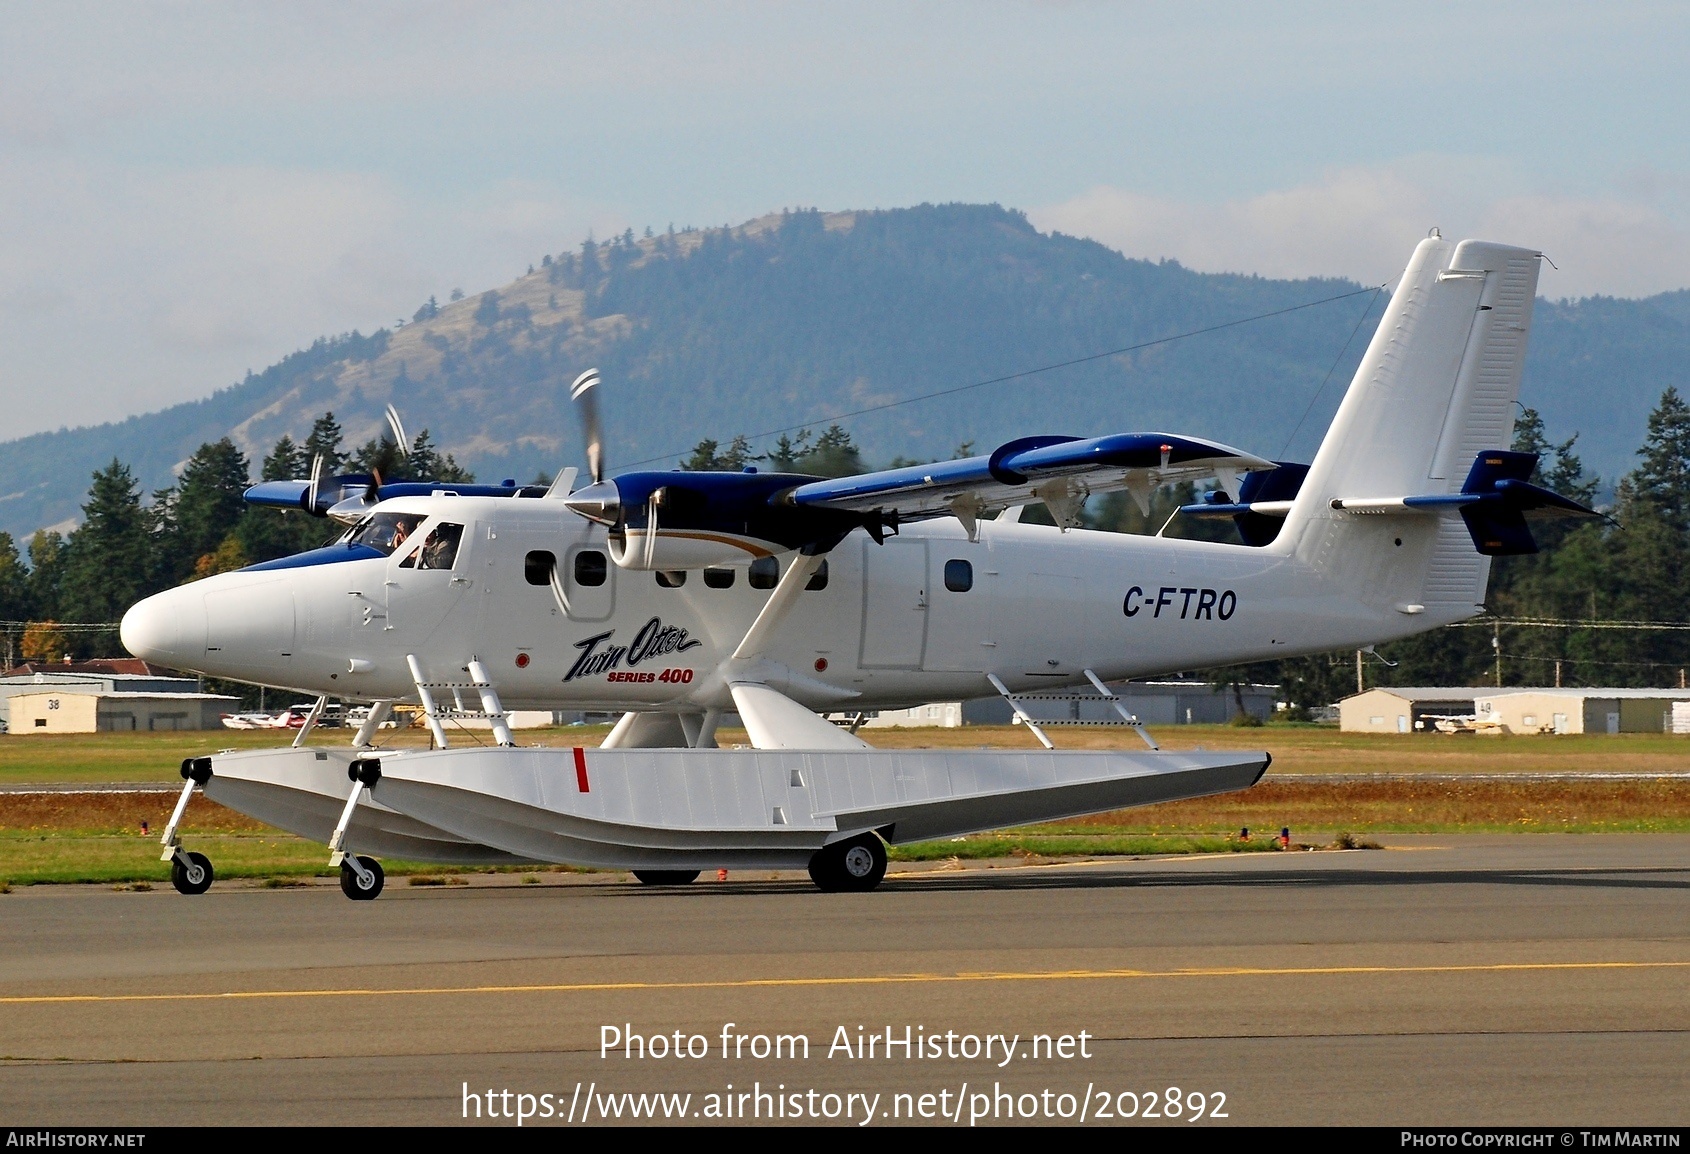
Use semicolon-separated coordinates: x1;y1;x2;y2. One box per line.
305;453;323;514
570;368;604;484
367;467;383;502
384;403;410;458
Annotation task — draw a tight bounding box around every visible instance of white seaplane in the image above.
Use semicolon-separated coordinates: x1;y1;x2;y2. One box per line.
121;237;1595;898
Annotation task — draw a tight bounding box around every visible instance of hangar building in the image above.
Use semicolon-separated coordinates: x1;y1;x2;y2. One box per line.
1341;686;1690;734
0;659;238;733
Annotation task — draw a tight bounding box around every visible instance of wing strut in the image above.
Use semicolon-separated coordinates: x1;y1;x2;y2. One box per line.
732;551;827;662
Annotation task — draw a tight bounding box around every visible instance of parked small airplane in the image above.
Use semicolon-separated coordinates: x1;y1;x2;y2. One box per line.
122;236;1596;898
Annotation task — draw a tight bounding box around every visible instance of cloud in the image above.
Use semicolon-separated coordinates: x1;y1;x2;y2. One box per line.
1031;163;1690;299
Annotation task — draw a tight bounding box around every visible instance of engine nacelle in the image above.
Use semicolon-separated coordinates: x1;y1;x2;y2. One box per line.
606;528;771;571
567;470;869;568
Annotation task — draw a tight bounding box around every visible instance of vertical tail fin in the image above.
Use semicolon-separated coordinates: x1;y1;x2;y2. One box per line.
1280;237;1543;617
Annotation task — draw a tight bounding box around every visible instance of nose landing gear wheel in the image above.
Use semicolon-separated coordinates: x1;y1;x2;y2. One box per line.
633;870;701;886
169;851;214;895
808;834;887;892
339;856;385;900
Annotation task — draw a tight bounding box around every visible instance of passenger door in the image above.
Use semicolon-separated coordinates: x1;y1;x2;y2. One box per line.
859;538;928;668
923;550;987;672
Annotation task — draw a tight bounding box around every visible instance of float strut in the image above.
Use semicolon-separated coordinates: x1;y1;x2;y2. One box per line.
291;695;329;748
160;757;212;863
329;758;381;886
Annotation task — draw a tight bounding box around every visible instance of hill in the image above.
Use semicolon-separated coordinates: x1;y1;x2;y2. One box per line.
3;204;1685;538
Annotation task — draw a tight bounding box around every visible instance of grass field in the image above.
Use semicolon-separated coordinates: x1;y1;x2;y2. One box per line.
6;722;1689;784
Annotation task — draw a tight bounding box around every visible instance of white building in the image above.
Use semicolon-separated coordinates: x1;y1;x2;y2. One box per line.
0;661;223;732
9;689;240;733
1340;686;1690;734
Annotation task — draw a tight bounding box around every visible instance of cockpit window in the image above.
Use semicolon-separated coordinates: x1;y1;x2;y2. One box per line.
348;512;421;556
414;523;464;570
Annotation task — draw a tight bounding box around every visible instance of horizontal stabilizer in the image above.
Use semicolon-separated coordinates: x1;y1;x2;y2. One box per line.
1180;461;1309;546
1323;449;1603;555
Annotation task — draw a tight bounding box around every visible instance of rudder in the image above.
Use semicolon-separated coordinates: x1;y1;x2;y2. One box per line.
1281;237;1543;619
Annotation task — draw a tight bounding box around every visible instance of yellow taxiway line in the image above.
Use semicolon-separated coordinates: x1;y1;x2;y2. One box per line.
2;960;1686;1007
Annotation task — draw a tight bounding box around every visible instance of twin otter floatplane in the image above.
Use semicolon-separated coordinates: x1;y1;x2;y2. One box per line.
121;237;1597;899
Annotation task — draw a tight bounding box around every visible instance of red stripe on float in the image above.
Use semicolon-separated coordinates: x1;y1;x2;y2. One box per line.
573;747;590;793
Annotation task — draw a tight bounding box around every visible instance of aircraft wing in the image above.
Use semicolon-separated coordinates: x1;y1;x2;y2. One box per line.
781;432;1275;527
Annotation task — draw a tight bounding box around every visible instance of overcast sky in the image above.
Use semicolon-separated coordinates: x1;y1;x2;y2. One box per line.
2;1;1686;439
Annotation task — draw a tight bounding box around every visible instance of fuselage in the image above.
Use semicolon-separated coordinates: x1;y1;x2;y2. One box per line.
120;493;1465;713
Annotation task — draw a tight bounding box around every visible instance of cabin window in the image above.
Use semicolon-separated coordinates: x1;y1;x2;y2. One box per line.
748;556;779;589
574;550;608;587
703;567;735;589
806;559;829;591
347;511;422;556
655;570;686;588
415;522;463;570
944;559;974;592
524;550;555;586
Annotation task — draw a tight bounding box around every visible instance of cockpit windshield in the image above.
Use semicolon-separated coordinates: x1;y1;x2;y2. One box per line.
345;512;422;556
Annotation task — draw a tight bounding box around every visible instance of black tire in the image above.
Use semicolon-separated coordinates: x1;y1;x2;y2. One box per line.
170;851;214;896
632;870;701;886
339;856;385;900
808;834;887;893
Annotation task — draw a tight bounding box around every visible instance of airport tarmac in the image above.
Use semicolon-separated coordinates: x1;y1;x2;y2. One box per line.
0;834;1685;1127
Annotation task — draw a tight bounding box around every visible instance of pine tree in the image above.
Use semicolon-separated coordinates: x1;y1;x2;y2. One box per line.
679;435;754;471
406;430;475;483
0;532;29;670
1626;386;1690;533
793;424;864;478
26;531;65;622
304;413;347;475
1596;388;1690;680
261;434;307;482
763;431;809;472
0;532;28;621
59;461;154;654
169;439;251;576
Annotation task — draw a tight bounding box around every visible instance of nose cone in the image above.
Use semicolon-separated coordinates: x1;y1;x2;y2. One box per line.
564;479;621;526
120;586;204;669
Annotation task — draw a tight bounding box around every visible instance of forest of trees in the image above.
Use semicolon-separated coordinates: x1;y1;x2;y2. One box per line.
0;412;470;670
7;384;1690;714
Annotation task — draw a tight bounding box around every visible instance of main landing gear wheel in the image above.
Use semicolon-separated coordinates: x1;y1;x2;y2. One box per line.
169;851;214;895
633;870;701;886
339;856;385;900
808;834;888;893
